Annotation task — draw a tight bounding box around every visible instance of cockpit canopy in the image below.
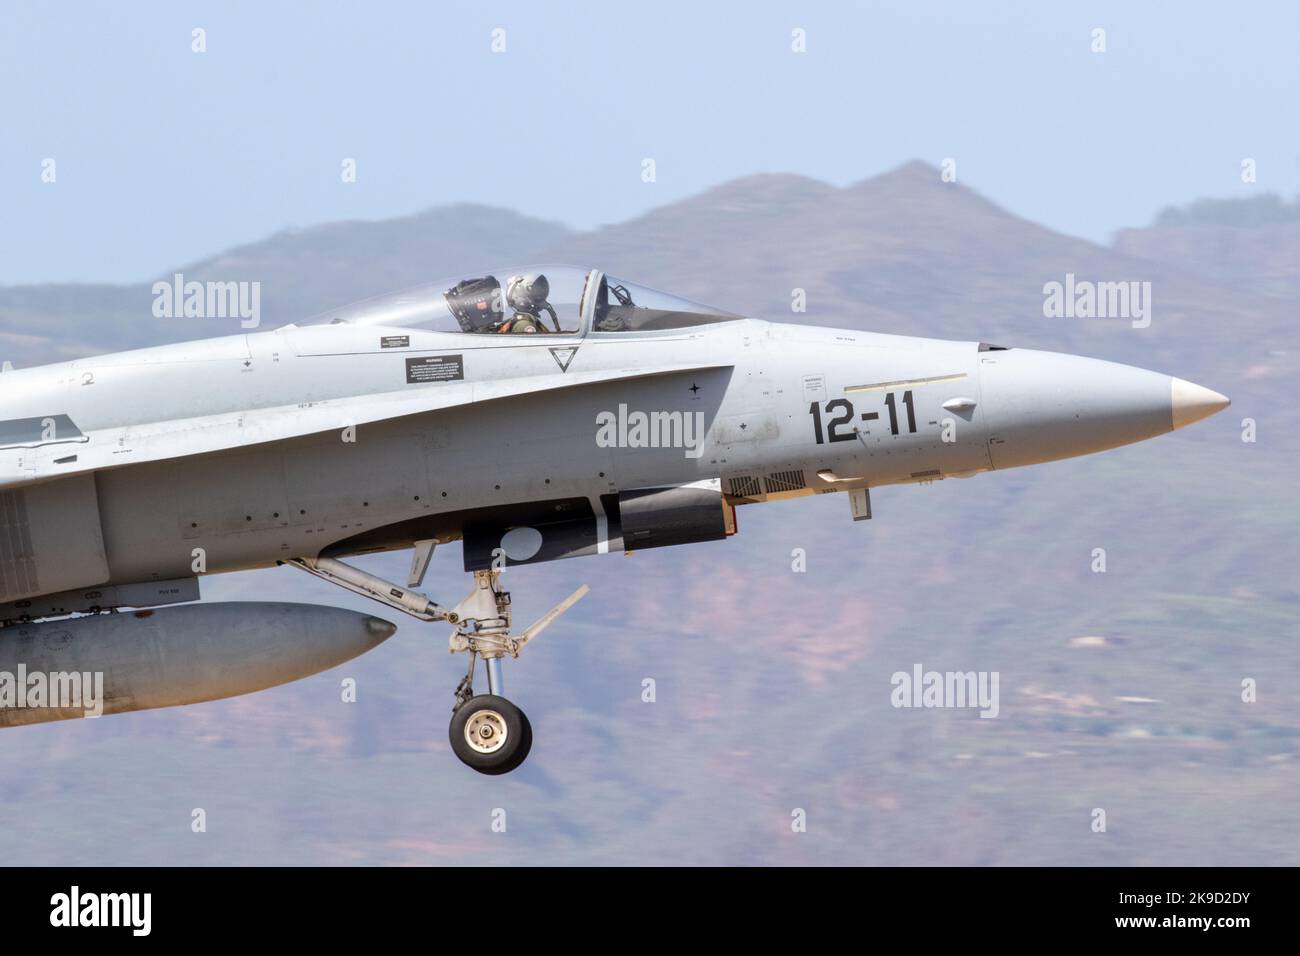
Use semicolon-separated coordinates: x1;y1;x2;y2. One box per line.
590;274;740;332
297;265;739;335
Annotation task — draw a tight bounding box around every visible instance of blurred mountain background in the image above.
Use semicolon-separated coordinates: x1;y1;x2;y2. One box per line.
1;163;1295;865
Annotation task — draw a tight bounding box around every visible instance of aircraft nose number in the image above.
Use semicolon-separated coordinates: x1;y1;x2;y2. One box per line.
808;392;916;444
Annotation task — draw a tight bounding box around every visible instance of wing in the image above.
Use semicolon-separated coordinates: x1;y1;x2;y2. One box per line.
0;362;731;489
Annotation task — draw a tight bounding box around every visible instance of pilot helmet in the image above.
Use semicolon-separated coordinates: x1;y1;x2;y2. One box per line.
505;273;549;313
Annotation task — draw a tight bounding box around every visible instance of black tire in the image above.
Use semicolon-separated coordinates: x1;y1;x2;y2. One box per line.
449;695;531;775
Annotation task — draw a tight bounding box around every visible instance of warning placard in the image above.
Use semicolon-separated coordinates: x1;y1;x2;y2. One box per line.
405;354;464;384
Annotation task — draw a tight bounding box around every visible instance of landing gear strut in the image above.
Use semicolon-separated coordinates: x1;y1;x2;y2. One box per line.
287;557;587;775
443;569;586;774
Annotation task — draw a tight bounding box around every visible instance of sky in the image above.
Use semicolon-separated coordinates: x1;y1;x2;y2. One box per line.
3;0;1298;284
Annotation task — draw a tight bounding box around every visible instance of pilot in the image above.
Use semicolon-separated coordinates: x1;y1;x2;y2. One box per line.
497;314;541;334
497;273;559;333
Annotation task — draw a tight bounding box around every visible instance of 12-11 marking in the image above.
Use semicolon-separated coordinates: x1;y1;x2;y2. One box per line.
808;391;916;444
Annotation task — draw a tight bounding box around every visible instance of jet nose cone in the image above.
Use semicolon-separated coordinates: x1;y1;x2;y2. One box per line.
1171;378;1230;430
978;348;1176;469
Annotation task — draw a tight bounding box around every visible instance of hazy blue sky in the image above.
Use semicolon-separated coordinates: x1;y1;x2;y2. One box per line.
3;0;1297;284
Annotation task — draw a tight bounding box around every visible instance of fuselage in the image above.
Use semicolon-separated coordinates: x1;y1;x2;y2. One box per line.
0;312;1223;609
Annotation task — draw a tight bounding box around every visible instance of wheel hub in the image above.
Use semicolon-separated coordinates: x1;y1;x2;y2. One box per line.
464;709;509;754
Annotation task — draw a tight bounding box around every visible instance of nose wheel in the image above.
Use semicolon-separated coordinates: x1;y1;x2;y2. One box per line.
450;693;533;775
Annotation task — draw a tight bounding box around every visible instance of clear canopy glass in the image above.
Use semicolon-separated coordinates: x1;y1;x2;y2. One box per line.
298;265;591;334
591;274;739;332
293;265;739;335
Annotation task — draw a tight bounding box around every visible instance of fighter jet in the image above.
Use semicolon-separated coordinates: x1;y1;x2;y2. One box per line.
0;265;1229;773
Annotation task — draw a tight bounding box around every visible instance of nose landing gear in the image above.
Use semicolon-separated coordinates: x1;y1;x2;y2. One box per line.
444;570;587;774
287;556;587;775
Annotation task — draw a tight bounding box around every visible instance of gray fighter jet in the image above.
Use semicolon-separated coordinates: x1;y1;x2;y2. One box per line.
0;265;1229;773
